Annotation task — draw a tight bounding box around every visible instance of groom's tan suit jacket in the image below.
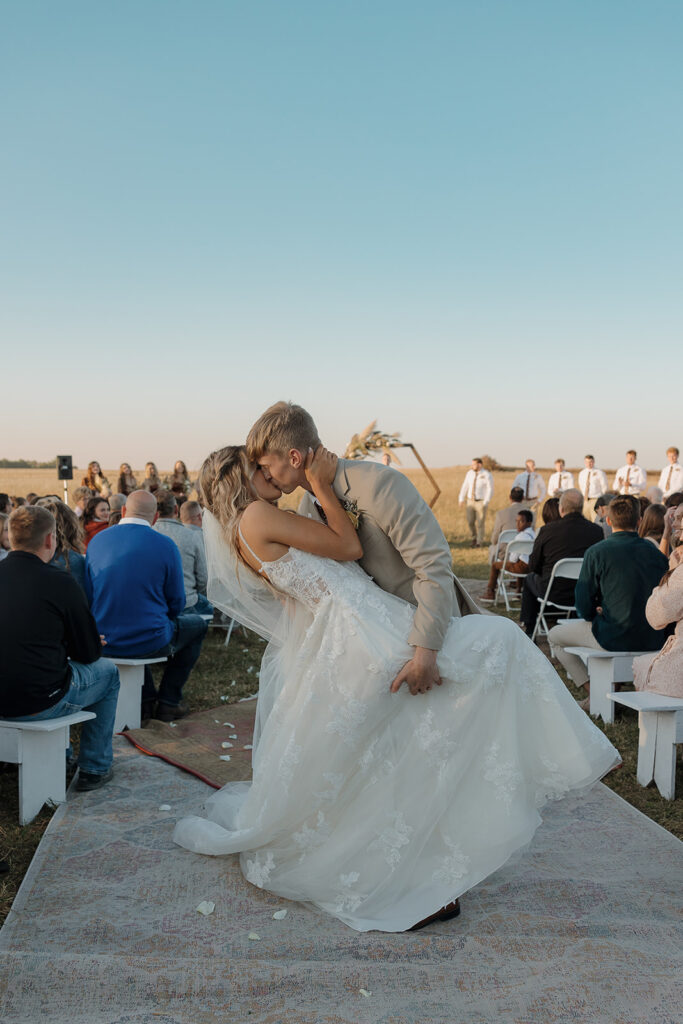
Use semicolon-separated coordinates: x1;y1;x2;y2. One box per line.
298;458;480;651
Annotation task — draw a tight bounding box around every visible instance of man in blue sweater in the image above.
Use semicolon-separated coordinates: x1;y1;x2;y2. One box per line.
86;490;208;722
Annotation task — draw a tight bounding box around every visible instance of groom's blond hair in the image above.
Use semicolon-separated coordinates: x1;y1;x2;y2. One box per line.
246;402;320;461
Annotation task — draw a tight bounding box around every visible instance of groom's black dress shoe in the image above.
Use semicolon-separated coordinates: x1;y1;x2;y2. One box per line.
409;898;461;931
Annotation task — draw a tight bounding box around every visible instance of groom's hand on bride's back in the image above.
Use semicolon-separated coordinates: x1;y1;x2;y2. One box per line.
390;647;442;696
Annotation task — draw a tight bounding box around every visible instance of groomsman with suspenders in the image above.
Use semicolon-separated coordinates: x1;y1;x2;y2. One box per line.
458;458;493;547
578;455;608;520
613;450;647;495
659;446;683;499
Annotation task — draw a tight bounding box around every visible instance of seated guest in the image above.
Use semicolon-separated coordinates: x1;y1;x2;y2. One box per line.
142;461;162;495
488;486;532;562
0;513;9;561
660;500;683;557
72;485;93;518
481;509;535;602
0;494;11;515
81;460;111;498
633;548;683;698
11;496;25;508
167;460;193;498
0;507;120;791
35;498;87;593
108;493;126;526
645;485;664;504
594;491;618;537
117;463;138;496
658;446;683;500
82;496;110;548
638;503;666;546
153;491;212;614
179;499;202;529
26;493;38;505
86;490;208;722
520;489;603;636
548;496;670;703
541;497;561;524
547;459;574;497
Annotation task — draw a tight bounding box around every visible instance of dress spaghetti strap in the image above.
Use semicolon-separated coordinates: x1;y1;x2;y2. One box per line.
238;523;265;574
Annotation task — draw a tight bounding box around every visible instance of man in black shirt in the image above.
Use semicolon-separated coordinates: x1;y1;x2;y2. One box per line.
0;506;120;791
520;489;604;636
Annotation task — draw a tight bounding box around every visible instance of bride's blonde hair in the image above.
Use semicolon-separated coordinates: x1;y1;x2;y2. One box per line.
197;446;257;575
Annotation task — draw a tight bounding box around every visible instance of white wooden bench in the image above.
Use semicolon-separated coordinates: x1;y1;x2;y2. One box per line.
564;646;653;724
107;658;167;732
607;691;683;799
0;711;96;824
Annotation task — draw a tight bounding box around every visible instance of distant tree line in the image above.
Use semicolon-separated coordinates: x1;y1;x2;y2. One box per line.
0;458;60;469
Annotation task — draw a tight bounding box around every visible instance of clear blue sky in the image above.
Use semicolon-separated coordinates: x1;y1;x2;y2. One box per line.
2;1;681;470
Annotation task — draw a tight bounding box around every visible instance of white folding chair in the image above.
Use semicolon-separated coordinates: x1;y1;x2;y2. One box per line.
494;529;517;561
496;538;535;611
530;557;584;641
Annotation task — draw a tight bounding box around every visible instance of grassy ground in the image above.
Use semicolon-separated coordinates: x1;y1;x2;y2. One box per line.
1;463;680;928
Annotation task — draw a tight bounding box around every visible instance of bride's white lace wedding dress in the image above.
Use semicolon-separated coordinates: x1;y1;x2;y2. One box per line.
173;545;620;932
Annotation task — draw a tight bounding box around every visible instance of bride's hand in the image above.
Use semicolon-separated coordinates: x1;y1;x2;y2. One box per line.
304;445;338;490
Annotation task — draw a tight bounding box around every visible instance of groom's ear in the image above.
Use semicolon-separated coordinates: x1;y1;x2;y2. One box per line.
289;449;304;469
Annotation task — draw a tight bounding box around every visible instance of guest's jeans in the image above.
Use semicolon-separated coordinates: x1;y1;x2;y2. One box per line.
190;593;214;616
7;659;120;775
138;613;208;708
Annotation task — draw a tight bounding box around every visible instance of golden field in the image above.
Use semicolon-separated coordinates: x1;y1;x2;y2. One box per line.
1;464;663;581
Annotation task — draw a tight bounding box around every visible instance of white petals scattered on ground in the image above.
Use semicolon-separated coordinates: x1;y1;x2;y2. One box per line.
221;742;233;749
195;901;215;916
272;909;288;920
219;755;231;762
158;804;171;811
359;989;372;998
223;722;235;728
220;696;228;701
244;744;253;750
247;932;261;941
228;734;237;739
169;723;177;728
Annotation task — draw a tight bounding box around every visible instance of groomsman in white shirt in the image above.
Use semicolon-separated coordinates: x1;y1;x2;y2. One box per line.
459;457;493;547
578;454;608;520
658;446;683;498
513;459;546;514
547;459;574;497
613;450;647;495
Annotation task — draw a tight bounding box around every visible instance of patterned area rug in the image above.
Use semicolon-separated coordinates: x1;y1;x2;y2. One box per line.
0;737;682;1023
122;701;258;789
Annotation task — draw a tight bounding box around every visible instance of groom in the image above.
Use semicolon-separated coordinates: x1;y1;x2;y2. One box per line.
247;401;481;697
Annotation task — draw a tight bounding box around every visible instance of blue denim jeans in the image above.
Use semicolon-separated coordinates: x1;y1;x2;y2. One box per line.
138;612;208;708
8;659;120;775
191;593;214;616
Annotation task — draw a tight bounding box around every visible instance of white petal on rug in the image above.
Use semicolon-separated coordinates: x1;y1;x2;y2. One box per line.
158;804;171;811
221;742;233;749
272;909;288;920
219;755;231;762
196;901;215;916
359;990;372;998
247;932;260;941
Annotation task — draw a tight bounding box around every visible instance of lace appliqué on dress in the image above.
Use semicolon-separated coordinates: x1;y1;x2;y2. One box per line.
432;835;471;887
483;741;523;810
334;871;363;914
368;812;413;869
245;851;275;888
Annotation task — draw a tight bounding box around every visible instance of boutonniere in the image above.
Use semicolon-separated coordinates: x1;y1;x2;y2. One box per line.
342;499;361;530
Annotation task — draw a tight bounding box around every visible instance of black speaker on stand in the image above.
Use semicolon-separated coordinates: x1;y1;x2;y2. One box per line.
56;456;73;505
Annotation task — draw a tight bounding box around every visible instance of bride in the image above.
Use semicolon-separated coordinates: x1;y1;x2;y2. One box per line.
173;445;620;932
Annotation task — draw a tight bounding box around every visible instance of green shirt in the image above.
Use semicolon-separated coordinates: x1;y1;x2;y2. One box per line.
574;531;670;651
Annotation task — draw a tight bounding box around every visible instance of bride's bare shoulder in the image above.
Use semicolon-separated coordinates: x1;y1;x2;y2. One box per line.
241;499;283;527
